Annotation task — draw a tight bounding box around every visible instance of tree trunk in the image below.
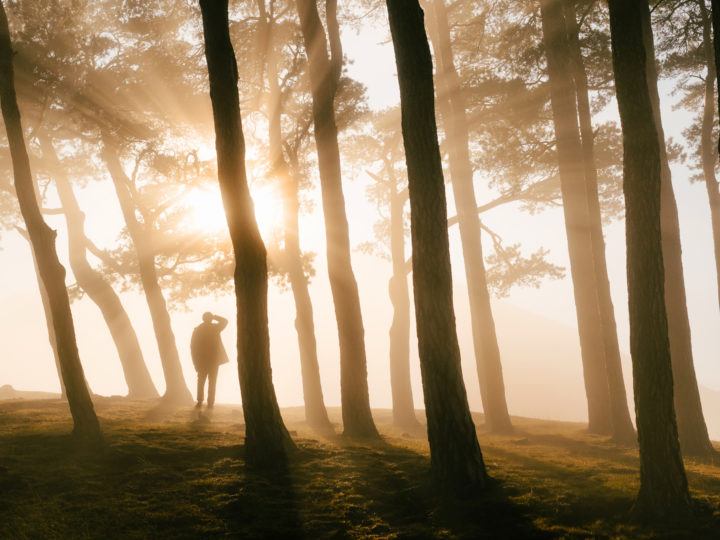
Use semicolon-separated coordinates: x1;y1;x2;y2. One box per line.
18;229;65;398
39;135;158;400
540;0;612;435
0;0;101;443
101;142;192;406
563;0;635;442
295;0;379;439
386;0;488;492
387;165;419;428
260;6;333;434
711;0;720;157
607;0;692;520
199;0;295;468
426;0;512;434
699;0;720;317
640;6;715;460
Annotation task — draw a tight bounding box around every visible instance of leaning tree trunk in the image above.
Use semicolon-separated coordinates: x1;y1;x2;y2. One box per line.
18;229;65;398
199;0;295;468
563;0;635;442
540;0;612;435
640;6;715;460
295;0;378;439
101;142;192;406
40;135;158;400
607;0;692;520
427;0;512;434
0;0;101;443
261;9;333;433
699;0;720;316
386;0;488;492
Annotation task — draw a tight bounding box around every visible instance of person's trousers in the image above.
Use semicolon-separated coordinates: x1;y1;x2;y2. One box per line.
197;365;219;406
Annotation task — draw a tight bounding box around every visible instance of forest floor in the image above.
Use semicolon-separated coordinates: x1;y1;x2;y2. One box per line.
0;398;719;539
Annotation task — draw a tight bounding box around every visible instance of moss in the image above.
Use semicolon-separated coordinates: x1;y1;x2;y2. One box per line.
0;399;717;538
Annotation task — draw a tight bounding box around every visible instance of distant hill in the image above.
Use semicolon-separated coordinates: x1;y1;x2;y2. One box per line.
0;384;60;400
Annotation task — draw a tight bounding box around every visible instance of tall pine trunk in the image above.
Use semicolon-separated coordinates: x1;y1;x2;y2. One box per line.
39;135;158;400
563;0;635;442
640;6;715;460
199;0;295;468
607;0;692;519
260;7;333;433
426;0;512;434
386;0;488;491
295;0;378;439
387;165;418;428
699;0;720;316
101;142;192;406
540;0;612;435
0;0;101;443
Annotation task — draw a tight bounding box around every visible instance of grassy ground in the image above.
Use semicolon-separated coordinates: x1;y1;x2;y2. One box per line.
0;398;718;539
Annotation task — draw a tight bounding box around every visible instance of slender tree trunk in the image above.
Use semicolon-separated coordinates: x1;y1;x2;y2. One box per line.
18;229;65;398
699;1;720;315
0;1;101;443
295;0;379;439
607;0;692;520
199;0;295;468
39;135;158;400
386;0;488;492
640;6;715;460
260;7;333;433
387;165;419;428
283;165;334;433
426;0;512;434
101;143;192;406
711;0;720;157
563;0;635;442
540;0;612;435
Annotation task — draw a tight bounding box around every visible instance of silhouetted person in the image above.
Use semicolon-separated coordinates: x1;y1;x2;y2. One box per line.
191;312;229;408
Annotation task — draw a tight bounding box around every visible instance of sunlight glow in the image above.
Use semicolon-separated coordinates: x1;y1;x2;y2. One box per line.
187;183;283;241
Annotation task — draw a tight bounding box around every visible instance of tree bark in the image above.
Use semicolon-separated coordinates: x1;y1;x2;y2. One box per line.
101;142;192;406
540;0;612;435
39;135;158;400
607;0;692;520
426;0;513;434
0;0;101;443
386;0;488;492
640;6;715;460
295;0;379;439
258;5;333;434
699;0;720;317
711;0;720;157
199;0;295;468
563;0;635;442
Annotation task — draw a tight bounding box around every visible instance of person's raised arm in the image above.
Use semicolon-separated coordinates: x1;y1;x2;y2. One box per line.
212;314;228;331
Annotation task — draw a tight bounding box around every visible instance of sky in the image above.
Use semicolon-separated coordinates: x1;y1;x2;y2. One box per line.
1;7;719;437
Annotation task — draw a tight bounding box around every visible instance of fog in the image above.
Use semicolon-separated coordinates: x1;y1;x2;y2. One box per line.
1;0;719;437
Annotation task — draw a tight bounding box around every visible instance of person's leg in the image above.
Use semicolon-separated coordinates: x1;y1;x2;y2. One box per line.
207;365;219;408
197;369;207;406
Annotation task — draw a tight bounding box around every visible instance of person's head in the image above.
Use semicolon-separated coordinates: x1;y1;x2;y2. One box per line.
202;312;213;323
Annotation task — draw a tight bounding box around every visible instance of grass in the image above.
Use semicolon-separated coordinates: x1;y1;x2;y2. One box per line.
0;398;719;539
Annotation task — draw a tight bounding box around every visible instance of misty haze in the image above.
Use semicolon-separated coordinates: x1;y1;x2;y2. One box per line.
1;0;719;537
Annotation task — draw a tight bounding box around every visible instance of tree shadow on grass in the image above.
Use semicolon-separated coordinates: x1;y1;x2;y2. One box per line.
296;439;554;539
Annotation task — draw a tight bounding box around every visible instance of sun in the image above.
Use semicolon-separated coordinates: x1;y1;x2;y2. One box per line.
187;183;283;240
